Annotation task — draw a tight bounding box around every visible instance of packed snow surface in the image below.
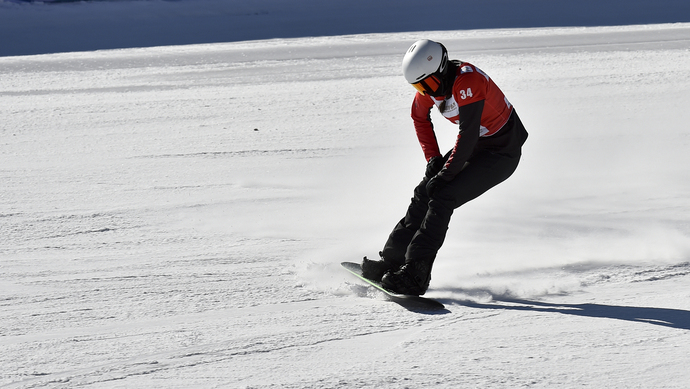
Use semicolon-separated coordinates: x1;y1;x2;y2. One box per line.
2;2;690;388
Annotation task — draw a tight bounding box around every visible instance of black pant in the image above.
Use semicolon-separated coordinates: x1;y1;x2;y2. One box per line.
382;141;523;265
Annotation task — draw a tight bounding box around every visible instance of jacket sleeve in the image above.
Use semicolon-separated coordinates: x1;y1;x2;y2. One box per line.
411;93;442;162
437;99;484;181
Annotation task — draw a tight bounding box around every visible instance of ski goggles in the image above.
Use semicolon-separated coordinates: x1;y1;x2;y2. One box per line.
411;74;442;96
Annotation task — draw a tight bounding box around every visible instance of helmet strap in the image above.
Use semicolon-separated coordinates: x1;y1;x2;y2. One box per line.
432;60;458;98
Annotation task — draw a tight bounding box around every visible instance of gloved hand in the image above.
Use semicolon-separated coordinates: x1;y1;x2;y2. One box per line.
426;175;447;198
425;156;445;178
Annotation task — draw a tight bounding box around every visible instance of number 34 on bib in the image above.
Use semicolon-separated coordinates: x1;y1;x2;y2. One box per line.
459;88;473;99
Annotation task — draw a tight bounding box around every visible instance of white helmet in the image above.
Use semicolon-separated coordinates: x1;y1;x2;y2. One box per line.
401;40;450;96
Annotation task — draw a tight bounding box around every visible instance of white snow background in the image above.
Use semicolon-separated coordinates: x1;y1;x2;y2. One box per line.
2;1;690;388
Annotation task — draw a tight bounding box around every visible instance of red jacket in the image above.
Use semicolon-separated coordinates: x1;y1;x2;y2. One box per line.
411;62;516;180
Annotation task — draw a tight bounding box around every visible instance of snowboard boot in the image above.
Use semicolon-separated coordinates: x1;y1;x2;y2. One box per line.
361;252;401;283
380;258;434;296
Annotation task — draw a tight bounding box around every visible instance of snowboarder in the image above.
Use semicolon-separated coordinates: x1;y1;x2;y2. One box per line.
362;39;529;295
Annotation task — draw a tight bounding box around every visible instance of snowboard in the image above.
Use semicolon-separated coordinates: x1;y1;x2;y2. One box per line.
341;261;445;310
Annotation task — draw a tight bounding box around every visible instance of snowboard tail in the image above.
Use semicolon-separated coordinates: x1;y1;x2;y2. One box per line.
341;261;445;310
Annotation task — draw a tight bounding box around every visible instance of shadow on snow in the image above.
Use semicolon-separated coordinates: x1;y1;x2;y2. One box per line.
444;296;690;330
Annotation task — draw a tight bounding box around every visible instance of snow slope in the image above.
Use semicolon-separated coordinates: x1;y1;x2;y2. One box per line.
2;3;690;388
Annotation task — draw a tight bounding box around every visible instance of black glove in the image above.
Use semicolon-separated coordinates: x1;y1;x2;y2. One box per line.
425;156;445;179
426;175;447;198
